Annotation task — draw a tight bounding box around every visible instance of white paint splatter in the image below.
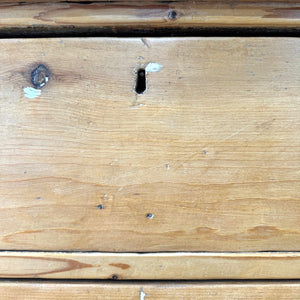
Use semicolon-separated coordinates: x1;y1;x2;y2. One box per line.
145;62;163;73
140;288;146;300
23;87;41;99
39;77;49;88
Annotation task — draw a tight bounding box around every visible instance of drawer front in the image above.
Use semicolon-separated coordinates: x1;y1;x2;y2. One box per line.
0;37;299;252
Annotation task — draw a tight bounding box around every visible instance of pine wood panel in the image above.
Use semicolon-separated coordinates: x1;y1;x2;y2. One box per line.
0;281;300;300
0;252;299;279
0;38;299;252
2;0;298;2
0;1;299;33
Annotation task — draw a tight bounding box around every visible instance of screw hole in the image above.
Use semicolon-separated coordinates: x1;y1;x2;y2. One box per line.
135;69;146;94
146;213;154;219
168;10;178;20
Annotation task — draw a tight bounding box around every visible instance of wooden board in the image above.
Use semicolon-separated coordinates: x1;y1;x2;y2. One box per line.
0;252;299;279
0;281;300;300
0;38;299;252
2;0;298;2
0;0;299;34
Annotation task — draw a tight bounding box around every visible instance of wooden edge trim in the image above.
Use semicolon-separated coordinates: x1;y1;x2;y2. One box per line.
0;1;299;33
0;252;299;279
0;280;300;300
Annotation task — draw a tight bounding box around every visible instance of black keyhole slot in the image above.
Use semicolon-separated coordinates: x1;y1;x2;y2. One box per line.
135;69;146;94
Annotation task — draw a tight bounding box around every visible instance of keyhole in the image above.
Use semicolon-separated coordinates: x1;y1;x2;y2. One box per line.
135;69;146;94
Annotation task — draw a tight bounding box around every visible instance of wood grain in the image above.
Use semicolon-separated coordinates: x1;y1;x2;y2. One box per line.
0;252;299;279
0;38;299;252
0;281;300;300
0;1;299;33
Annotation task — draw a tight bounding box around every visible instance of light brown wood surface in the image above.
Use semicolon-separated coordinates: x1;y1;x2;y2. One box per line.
0;1;299;32
0;38;299;252
0;281;300;300
0;252;299;279
2;0;298;2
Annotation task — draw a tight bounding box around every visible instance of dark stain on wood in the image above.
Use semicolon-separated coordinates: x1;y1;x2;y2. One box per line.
109;263;130;270
247;226;286;239
192;225;294;243
264;7;300;19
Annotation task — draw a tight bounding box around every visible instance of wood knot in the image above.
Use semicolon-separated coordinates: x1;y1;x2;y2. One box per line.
31;64;50;88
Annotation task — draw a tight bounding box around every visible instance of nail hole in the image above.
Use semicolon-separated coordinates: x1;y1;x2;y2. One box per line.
146;213;154;219
168;10;178;20
135;69;146;94
97;204;104;210
112;274;118;280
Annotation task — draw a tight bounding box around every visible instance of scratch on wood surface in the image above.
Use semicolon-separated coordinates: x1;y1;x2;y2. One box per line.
141;38;151;48
173;124;252;170
221;124;252;142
